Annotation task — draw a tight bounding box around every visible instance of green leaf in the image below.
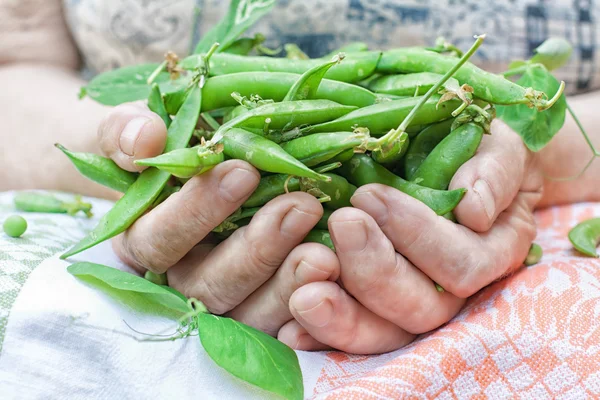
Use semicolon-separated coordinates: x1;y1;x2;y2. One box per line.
83;64;190;106
197;313;303;400
194;0;277;54
497;65;567;152
531;37;573;71
508;60;528;70
67;262;190;315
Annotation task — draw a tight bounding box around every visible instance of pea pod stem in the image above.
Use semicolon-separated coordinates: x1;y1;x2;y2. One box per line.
376;35;486;151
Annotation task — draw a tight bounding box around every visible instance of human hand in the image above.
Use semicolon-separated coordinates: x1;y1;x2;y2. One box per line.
278;119;543;354
96;102;340;336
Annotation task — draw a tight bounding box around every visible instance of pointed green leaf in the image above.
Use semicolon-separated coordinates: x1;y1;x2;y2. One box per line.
497;65;567;152
68;262;190;315
197;313;303;400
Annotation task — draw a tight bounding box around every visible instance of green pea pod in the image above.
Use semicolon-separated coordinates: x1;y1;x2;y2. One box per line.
135;146;225;178
164;88;190;116
243;174;300;208
339;154;466;216
377;48;563;110
181;51;382;83
55;144;137;193
202;72;378;110
223;100;357;134
372;132;409;166
367;73;460;97
410;123;484;190
223;105;250;123
303;95;461;136
61;85;202;259
404;119;454;180
213;207;262;233
568;217;600;257
323;148;355;165
300;173;357;210
148;83;172;128
315;209;333;230
303;229;335;251
530;38;573;71
325;42;368;58
284;56;342;101
222;128;330;182
280;130;370;167
14;192;93;218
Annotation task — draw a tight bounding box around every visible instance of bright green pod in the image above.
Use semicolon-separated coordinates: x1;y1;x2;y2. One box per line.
222;128;330;182
225;100;357;133
367;72;460;97
181;51;382;83
378;47;554;108
411;123;484;190
302;95;461;136
315;209;333;230
55;144;137;193
569;218;600;257
243;174;300;208
404;119;454;180
280;131;370;166
14;192;93;217
134;146;225;178
303;229;335;251
372;132;409;166
300;173;357;210
338;154;466;216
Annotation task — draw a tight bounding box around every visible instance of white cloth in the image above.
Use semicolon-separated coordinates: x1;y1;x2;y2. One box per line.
0;191;326;399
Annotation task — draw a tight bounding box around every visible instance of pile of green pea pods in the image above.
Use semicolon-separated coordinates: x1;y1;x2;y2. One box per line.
56;34;568;261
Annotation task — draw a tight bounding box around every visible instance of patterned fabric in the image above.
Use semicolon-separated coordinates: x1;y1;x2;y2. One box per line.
62;0;600;94
0;192;108;353
1;193;600;399
311;203;600;399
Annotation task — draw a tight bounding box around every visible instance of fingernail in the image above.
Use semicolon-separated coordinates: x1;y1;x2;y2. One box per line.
120;117;151;156
473;179;495;220
351;191;388;225
294;299;334;328
281;207;318;236
330;220;368;252
219;168;259;203
295;260;328;284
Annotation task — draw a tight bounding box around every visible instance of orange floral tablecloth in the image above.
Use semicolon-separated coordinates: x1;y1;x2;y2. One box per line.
310;202;600;399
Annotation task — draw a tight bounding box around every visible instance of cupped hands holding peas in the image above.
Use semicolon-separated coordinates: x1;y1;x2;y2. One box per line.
78;35;552;355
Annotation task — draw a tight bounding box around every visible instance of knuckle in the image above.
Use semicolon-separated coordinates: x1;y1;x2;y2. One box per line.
194;278;238;315
245;239;283;277
181;189;218;233
447;250;491;298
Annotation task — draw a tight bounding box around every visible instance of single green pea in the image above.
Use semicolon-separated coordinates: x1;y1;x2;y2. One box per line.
524;243;543;266
3;215;28;238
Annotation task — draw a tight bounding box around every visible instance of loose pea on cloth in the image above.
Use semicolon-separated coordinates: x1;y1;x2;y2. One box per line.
1;190;599;399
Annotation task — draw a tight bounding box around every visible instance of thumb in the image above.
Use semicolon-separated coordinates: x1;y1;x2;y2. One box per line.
97;102;168;172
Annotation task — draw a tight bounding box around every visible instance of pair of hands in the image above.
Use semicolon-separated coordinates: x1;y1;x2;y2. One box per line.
99;101;542;354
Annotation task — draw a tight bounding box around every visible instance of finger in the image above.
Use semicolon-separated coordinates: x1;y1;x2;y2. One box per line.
226;243;340;336
329;207;465;334
449;119;542;232
289;282;414;354
97;102;167;172
351;185;538;298
167;192;323;315
277;320;332;351
113;160;260;274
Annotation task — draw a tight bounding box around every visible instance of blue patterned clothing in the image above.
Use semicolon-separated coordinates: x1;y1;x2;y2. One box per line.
63;0;599;94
